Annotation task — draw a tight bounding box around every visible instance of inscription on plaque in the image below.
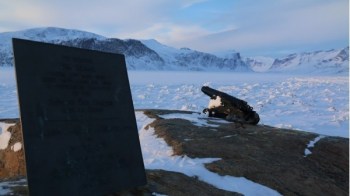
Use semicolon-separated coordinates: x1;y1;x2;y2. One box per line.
12;38;146;196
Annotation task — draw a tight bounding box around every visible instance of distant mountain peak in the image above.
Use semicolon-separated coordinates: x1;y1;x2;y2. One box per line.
3;27;106;42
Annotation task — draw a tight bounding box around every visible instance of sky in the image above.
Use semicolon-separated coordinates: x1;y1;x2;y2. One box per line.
0;0;349;57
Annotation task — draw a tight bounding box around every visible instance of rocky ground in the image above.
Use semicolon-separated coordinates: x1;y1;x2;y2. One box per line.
0;109;348;195
0;119;26;180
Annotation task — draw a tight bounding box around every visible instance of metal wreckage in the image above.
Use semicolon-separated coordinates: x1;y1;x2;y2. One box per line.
201;86;260;125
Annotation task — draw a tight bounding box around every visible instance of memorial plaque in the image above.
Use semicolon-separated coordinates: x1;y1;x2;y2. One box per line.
12;38;146;196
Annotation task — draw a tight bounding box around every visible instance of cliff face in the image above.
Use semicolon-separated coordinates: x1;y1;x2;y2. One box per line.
0;110;348;195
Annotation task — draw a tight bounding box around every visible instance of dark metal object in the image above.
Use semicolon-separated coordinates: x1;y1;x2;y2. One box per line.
201;86;260;125
12;38;146;196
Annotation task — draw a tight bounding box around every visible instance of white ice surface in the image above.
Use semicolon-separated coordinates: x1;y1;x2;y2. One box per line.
0;68;349;138
136;111;281;196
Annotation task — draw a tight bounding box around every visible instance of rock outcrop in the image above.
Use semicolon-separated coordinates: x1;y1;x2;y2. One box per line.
0;110;348;195
144;109;349;196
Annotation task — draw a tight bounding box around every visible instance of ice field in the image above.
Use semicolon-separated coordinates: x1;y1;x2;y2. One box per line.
0;68;349;138
129;71;349;138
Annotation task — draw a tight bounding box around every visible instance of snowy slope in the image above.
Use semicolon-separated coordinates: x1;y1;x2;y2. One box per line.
245;56;275;72
268;48;349;74
142;39;251;71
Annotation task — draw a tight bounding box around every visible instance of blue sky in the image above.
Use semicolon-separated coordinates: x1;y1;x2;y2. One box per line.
0;0;348;57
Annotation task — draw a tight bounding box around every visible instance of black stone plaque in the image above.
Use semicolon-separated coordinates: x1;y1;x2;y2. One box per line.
12;38;146;196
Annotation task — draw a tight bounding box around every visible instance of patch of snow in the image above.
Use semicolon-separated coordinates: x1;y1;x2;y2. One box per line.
11;142;22;152
275;124;293;129
159;112;230;127
136;112;281;196
152;193;167;196
0;178;27;195
208;96;222;109
304;149;312;156
304;135;326;157
222;135;237;138
0;183;11;195
0;122;14;150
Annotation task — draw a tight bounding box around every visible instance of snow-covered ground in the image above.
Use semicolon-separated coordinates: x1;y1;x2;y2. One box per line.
0;68;349;137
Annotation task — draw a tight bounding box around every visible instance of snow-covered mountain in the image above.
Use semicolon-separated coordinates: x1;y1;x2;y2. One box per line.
245;48;349;74
0;27;250;71
0;27;165;70
268;48;349;74
246;47;349;74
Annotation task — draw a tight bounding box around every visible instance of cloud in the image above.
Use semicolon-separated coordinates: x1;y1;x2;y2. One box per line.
175;0;349;55
0;1;56;31
0;0;175;34
180;0;208;8
0;0;347;56
117;22;223;46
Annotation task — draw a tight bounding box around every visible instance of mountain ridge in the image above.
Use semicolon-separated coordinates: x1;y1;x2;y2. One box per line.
0;27;348;74
0;27;250;71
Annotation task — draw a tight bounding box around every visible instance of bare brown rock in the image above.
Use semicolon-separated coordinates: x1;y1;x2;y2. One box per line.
0;119;26;180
